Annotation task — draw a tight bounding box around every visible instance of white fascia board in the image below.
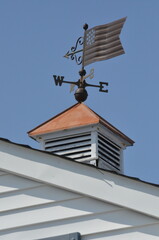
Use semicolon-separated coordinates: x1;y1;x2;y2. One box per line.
98;123;132;148
0;140;159;219
33;124;98;142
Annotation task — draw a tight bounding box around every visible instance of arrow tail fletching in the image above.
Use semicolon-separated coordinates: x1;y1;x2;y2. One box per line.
70;84;75;93
89;68;94;79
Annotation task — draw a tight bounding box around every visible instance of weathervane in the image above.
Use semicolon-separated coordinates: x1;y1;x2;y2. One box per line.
53;17;126;102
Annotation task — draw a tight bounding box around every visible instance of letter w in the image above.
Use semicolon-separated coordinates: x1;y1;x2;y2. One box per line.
53;75;64;86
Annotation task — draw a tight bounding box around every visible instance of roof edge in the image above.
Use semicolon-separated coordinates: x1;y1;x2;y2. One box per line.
0;137;156;187
86;105;134;145
28;103;80;136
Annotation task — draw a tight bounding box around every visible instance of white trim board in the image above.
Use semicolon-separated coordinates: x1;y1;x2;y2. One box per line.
0;139;159;219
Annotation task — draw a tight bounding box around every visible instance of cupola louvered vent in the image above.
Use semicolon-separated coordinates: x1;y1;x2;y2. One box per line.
28;103;134;173
98;132;121;172
44;133;92;161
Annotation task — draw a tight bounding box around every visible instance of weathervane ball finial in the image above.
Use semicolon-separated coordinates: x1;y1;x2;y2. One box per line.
79;69;86;77
74;88;88;103
83;23;88;31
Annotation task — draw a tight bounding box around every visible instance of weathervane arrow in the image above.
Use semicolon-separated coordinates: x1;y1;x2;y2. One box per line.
63;36;84;65
64;49;83;59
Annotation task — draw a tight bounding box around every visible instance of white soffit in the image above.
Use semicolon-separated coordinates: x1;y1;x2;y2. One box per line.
0;139;159;219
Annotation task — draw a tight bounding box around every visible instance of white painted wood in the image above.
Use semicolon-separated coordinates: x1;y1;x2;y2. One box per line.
91;131;98;159
98;136;120;154
46;140;91;152
98;148;120;165
43;130;93;163
98;160;116;171
98;123;130;148
53;146;91;156
119;148;124;173
0;210;158;240
39;119;130;173
82;223;159;240
75;156;98;162
38;124;97;144
45;134;91;148
0;174;43;194
65;151;91;159
0;198;122;231
97;130;122;172
0;185;81;212
0;140;159;219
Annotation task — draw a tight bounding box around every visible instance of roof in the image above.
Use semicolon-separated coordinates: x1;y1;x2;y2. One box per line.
28;103;134;145
0;137;159;219
0;137;156;187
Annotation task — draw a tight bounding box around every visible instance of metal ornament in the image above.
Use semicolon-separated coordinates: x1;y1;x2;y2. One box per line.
70;68;94;93
64;37;84;65
53;18;126;102
53;68;108;103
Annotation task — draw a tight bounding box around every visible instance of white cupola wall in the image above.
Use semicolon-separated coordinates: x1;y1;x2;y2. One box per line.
28;103;134;173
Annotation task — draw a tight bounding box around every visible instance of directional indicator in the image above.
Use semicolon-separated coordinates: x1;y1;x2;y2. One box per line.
53;75;108;92
53;76;64;86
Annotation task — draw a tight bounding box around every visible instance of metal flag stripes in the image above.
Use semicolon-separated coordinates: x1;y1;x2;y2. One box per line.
83;17;126;66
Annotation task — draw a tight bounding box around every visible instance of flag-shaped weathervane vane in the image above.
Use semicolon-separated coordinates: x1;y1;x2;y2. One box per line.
53;17;126;102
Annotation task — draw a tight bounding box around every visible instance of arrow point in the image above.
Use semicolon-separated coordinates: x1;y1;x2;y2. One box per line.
63;51;69;59
63;54;69;59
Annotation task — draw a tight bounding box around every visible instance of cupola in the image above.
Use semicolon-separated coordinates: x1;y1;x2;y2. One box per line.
28;103;134;173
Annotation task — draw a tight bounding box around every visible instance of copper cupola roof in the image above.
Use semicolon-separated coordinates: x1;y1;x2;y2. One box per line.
28;103;134;145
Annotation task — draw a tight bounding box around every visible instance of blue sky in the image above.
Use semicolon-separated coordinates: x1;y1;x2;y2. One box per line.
1;0;159;184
